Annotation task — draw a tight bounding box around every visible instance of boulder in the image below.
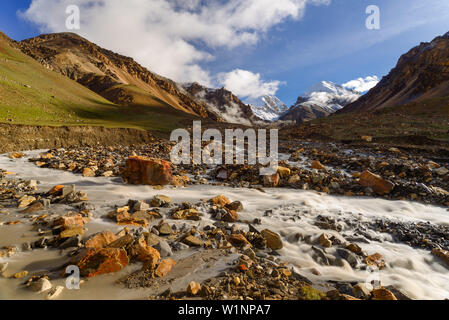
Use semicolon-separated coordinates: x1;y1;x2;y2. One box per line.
30;278;52;293
150;195;171;207
132;238;161;269
222;210;239;223
432;248;449;267
172;209;200;220
261;229;283;250
54;214;86;229
183;235;204;247
277;167;291;178
77;248;129;278
262;173;280;187
48;185;65;195
226;201;243;212
209;195;231;207
85;231;118;249
227;234;251;247
17;196;36;208
365;253;386;269
372;288;397;300
122;156;172;186
318;234;332;248
359;171;395;195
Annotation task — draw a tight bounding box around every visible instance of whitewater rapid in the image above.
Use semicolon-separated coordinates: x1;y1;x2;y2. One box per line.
0;150;448;300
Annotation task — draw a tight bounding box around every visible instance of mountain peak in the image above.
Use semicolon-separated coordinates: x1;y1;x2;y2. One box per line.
247;95;289;121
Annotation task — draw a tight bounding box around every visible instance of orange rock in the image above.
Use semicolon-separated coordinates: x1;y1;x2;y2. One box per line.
432;248;449;266
209;195;231;207
77;248;129;278
227;234;251;247
82;168;96;177
365;253;386;269
122;156;172;186
359;171;395;195
85;231;118;249
311;160;327;171
372;288;397;300
132;238;160;269
223;210;239;223
155;258;176;277
54;214;86;229
262;173;280;187
187;281;201;296
48;185;65;195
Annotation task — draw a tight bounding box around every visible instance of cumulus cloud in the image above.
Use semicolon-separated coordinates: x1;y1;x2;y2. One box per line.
217;69;283;99
20;0;330;93
342;76;379;93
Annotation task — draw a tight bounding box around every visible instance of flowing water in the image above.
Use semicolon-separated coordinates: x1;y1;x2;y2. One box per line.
0;150;448;300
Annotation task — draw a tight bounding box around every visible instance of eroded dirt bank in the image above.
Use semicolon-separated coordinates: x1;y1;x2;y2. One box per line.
0;124;156;153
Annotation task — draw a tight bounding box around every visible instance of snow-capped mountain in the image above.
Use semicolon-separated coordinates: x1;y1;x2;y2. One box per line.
182;82;263;125
247;95;290;121
280;81;360;123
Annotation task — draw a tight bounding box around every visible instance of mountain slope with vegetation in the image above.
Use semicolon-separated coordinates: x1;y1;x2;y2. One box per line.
0;31;196;133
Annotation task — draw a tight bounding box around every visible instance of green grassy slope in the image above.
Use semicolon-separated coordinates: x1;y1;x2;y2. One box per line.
0;34;194;134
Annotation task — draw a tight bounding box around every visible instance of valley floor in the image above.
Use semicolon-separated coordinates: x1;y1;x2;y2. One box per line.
0;143;448;300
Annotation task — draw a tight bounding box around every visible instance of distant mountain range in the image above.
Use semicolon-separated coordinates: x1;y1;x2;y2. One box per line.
280;81;360;123
2;29;448;133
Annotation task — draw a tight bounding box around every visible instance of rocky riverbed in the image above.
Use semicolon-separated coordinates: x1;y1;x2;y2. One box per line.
0;145;448;300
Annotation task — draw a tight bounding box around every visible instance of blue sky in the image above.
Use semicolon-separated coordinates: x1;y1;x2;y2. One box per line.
1;0;449;106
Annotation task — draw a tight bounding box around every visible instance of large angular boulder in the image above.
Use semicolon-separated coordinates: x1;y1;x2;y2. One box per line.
359;170;395;195
77;248;129;278
122;156;172;186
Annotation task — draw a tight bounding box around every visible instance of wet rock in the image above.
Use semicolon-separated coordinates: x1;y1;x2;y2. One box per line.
336;248;358;268
85;231;118;249
78;248;129;278
48;185;64;196
277;167;291;178
0;262;8;273
226;201;243;212
346;243;362;255
30;278;52;293
54;214;86;229
311;161;327;172
359;170;395;195
222;210;239;223
372;288;397;300
154;240;173;258
187;281;201;296
261;229;283;250
59;235;81;249
122;156;172;186
9;152;25;159
22;201;44;213
262;173;280;187
14;271;29;279
434;167;448;176
353;283;371;299
158;223;173;235
183;235;204;247
82;168;96;177
60;227;84;239
133;200;150;212
132;238;161;268
155;258;176;277
172;209;200;221
432;248;449;267
108;234;135;248
18;196;36;208
209;195;231;207
227;234;251;247
318;234;332;248
46;286;64;300
365;253;386;269
150;195;171;207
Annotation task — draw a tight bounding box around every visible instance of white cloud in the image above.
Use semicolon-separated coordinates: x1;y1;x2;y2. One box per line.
20;0;330;91
217;69;284;99
342;76;379;93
